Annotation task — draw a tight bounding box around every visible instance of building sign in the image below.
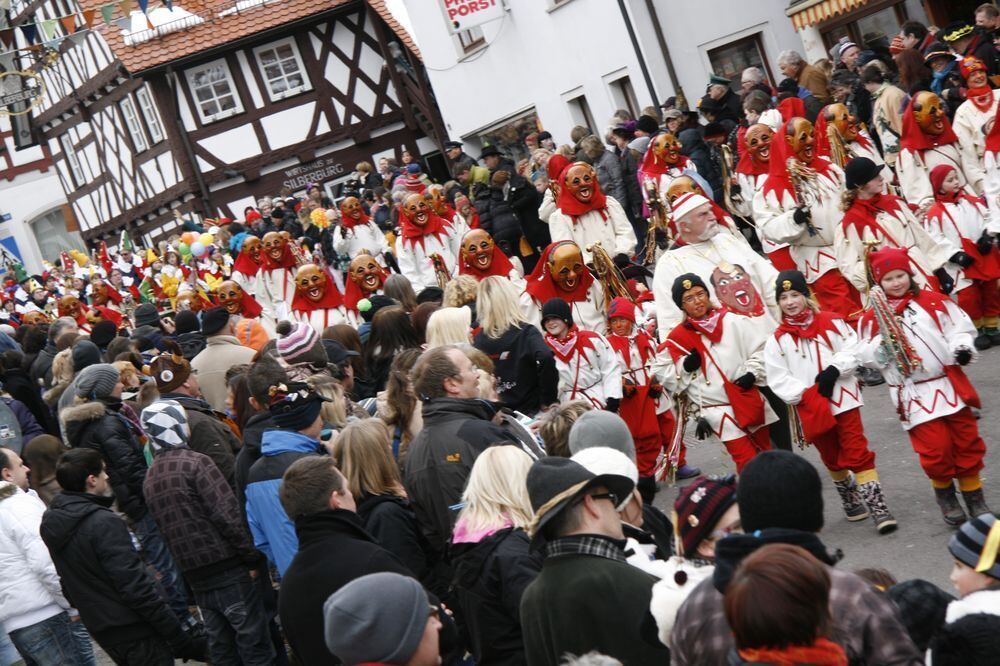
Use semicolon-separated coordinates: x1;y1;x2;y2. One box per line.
444;0;504;33
282;156;346;190
0;72;44;117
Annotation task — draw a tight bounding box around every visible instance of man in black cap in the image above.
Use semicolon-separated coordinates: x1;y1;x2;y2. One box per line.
444;140;473;177
940;20;998;76
519;456;669;666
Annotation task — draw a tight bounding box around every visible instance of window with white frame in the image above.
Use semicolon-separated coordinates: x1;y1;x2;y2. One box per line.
59;133;84;186
135;86;165;144
185;58;244;123
119;96;149;152
253;38;311;101
457;26;485;53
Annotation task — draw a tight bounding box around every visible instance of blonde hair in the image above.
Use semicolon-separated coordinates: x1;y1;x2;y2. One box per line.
443;275;478;308
355;161;373;173
457;445;535;533
306;375;348;428
477;276;527;339
332;419;405;499
112;361;140;387
537;400;593;457
425;307;472;349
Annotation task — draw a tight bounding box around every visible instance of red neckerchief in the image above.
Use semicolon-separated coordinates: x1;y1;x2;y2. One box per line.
291;271;344;313
438;205;457;225
841;193;904;239
555;163;609;219
967;87;995;112
987;101;1000;153
458;245;514;280
464;210;481;229
684;307;726;344
340;208;370;231
262;245;297;271
398;209;448;251
544;325;599;364
93;305;123;329
899;97;959;153
607;330;653;367
232;249;261;278
639;139;690;179
216;291;263;318
777;96;805;122
525;242;595;304
762;120;836;203
738;638;847;666
863;288;949;332
775;309;842;347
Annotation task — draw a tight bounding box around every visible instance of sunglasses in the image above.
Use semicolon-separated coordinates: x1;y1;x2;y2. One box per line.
588;491;621;507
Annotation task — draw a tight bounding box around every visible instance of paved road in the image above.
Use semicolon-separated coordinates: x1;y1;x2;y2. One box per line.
653;346;1000;592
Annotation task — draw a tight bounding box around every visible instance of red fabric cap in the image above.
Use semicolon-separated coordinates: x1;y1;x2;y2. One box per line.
869;247;912;284
246;210;262;223
959;56;986;79
547;154;570;182
929;164;955;195
607;297;635;323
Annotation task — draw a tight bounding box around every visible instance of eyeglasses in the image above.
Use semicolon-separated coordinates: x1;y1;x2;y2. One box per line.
588;492;621;507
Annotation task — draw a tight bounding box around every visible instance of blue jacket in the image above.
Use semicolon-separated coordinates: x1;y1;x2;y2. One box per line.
245;429;320;577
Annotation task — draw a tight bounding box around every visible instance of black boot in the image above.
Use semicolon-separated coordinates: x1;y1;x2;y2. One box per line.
935;485;967;526
858;367;885;386
974;328;992;350
985;326;1000;346
833;475;870;522
857;479;898;535
961;488;993;518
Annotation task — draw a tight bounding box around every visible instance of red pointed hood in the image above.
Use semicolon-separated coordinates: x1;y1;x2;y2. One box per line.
899;97;958;153
340;201;371;230
555;162;609;218
291;268;344;313
777;97;805;122
398;207;448;250
762;120;835;203
524;241;595;304
639;134;690;179
458;245;515;281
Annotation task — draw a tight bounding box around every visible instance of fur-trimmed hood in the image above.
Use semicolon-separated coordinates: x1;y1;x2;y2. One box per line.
59;400;109;447
946;587;1000;624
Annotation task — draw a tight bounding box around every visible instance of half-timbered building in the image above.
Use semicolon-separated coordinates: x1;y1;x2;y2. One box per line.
22;0;445;248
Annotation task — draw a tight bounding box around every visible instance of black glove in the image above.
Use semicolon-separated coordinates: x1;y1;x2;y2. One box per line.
733;372;756;390
977;232;994;256
170;634;208;662
955;348;973;366
815;365;841;398
950;251;975;269
682;350;701;372
730;182;742;196
934;268;955;295
604;397;620;413
614;253;631;269
648;383;664;399
655;228;670;250
793;207;811;226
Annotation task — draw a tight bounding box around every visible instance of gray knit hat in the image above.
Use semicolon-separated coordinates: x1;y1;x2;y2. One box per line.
75;363;120;399
567;410;636;462
323;572;430;664
949;513;1000;580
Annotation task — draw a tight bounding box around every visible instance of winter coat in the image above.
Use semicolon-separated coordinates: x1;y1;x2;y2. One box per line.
245;429;322;576
160;393;239;489
190;335;256;412
1;396;44;446
402;398;519;555
143;448;258;589
29;342;56;390
669;528;921;665
278;509;412;665
60;400;148;522
797;63;831;103
475;183;524;255
356;493;431;583
679;129;721;198
473;324;557;415
451;527;542;666
2;367;57;435
0;483;70;631
591;149;628;207
508;175;550;252
615;147;643;221
172;331;206;361
235;411;273;506
39;491;187;649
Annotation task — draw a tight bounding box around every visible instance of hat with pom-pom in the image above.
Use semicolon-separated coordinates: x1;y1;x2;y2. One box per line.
275;320;327;367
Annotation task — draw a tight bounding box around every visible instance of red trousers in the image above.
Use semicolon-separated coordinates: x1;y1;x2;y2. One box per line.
634;410;685;476
767;246;797;272
957;279;1000;322
907;408;986;481
810;269;863;322
810;408;876;472
725;426;771;474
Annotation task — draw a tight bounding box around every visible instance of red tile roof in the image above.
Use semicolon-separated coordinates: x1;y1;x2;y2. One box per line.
84;0;420;74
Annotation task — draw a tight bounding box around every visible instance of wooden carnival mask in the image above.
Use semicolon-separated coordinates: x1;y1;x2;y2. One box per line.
563;163;597;204
426;186;449;215
242;236;263;263
217;280;244;315
341;196;364;222
21;311;50;326
548;243;585;293
175;291;203;313
295;264;328;303
786;118;815;163
913;92;946;135
262;232;286;262
824;103;858;141
461;230;494;272
666;176;701;207
651;133;683;166
403;194;431;226
745;124;774;163
59;294;82;318
710;263;763;316
90;278;110;307
349;254;385;294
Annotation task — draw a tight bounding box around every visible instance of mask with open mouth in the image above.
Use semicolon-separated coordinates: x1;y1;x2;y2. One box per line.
461;229;495;272
217;280;245;315
824;103;859;142
745;124;774;164
711;263;763;316
90;279;110;307
548;243;586;293
666;175;702;207
295;264;328;303
403;194;431;226
59;295;82;319
913;91;946;136
564;164;597;204
787;117;816;163
348;254;385;295
262;231;287;262
651;132;683;166
341;196;364;222
427;185;449;216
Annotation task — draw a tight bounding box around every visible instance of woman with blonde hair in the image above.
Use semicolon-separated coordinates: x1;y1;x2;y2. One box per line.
375;348;423;460
306;374;349;432
333;419;430;581
473;276;557;415
451;445;543;666
425;307;472;349
442;274;479;309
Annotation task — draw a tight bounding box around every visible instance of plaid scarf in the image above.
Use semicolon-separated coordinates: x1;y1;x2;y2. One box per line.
546;534;627;563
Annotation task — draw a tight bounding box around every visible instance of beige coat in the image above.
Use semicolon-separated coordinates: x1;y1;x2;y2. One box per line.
190;335;257;411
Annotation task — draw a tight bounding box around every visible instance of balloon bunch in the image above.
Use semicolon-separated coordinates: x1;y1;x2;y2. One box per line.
178;231;218;259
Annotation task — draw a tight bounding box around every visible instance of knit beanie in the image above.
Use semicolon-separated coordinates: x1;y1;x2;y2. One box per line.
149;350;192;393
887;580;955;652
75;363;120;399
234;318;268;351
674;475;738;558
844;156;882;189
737;450;824;533
323;572;430;665
567;410;636;461
607;297;636;323
541;298;573;327
89;320;118;349
268;381;327;431
774;270;810;301
671;273;709;309
869;247;912;284
949;513;1000;580
72;340;103;372
635;115;659;134
200;306;230;336
275;321;328;367
133;303;160;328
173;310;200;335
140;399;190;452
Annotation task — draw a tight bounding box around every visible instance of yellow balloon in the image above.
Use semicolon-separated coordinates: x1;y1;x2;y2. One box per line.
198;233;215;246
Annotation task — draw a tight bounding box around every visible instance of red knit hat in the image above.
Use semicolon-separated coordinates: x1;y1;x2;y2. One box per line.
869;247;912;284
607;297;636;323
547;154;570;182
674;475;738;558
246;210;263;223
959;56;986;80
929;164;955;195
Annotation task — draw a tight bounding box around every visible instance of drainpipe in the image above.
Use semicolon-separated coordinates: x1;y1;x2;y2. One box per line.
643;0;687;109
166;66;213;216
616;0;658;106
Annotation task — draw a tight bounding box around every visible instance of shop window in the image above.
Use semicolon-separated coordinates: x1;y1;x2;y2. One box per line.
474;108;541;165
708;34;772;90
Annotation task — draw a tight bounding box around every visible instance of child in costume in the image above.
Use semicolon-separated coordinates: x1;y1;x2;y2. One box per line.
663;273;774;473
763;270;895;534
540;297;621;410
857;247;990;526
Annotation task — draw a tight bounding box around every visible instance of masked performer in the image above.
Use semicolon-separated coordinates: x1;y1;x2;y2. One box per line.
291;263;347;333
395;193;457;292
254;231;298;326
548;161;636;264
521;241;606;335
458;229;523;283
333;196;389;265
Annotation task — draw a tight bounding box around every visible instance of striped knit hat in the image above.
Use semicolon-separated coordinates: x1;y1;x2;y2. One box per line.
674;475;738;558
275;320;328;367
949;513;1000;580
140;400;190;451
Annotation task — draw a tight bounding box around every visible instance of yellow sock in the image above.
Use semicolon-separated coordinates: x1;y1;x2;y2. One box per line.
958;475;983;492
828;469;849;482
931;478;954;490
974;318;984;328
984;316;999;329
855;469;879;485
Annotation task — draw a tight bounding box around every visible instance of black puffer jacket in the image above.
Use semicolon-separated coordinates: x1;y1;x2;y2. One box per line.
474;183;523;256
39;491;187;649
473;324;557;415
507;174;550;254
451;527;543;666
235;411;272;506
60;400;148;522
356;493;432;584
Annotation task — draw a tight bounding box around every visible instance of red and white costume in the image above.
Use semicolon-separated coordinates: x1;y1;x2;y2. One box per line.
953;89;998;194
544;325;622;408
897;99;977;207
332;209;389;264
734;135;794;271
548;164;636;263
813;111;893;187
394;209;456;293
253;245;297;325
230;247;261;293
637;145;696;213
981;113;1000;233
290;274;348;333
520;243;606;335
457;243;524;285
